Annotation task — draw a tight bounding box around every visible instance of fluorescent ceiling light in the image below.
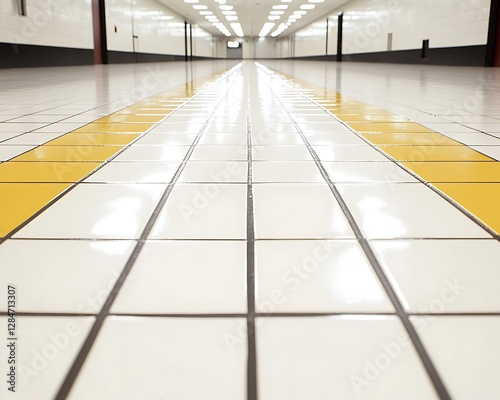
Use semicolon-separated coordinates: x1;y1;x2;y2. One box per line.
230;22;244;37
273;5;288;9
268;15;280;20
184;0;199;3
259;22;275;37
222;10;237;15
193;5;207;9
308;0;324;2
270;10;284;15
226;15;238;21
219;5;233;10
301;4;315;9
294;10;307;15
199;11;213;15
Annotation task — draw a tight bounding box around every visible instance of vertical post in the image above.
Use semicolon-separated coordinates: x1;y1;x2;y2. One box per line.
184;21;188;62
325;18;329;56
336;12;343;62
189;24;193;61
486;0;500;66
92;0;108;64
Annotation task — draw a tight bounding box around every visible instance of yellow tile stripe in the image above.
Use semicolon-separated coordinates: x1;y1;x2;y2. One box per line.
266;67;500;235
0;67;233;238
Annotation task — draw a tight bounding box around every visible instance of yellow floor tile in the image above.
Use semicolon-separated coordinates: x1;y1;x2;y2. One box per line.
381;145;493;161
434;183;500;234
74;123;153;133
13;145;123;162
46;133;139;146
0;162;101;182
348;122;435;133
0;183;71;237
363;132;461;146
96;115;164;123
115;108;175;115
337;114;409;123
403;161;500;182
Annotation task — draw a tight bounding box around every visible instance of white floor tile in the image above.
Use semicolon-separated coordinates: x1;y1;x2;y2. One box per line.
150;184;247;239
256;240;393;312
112;241;247;313
254;184;354;239
314;146;388;161
257;316;438;400
0;240;133;312
0;145;35;161
253;161;324;182
14;184;164;239
338;183;491;239
179;161;247;183
323;161;417;182
114;145;189;161
68;317;247;400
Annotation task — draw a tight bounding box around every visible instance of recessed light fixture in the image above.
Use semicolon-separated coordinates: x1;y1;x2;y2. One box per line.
219;5;233;10
199;11;213;15
301;4;315;9
308;0;324;2
230;22;244;37
259;22;275;37
226;15;238;21
193;5;207;9
222;10;237;15
273;5;288;9
293;10;307;15
184;0;198;3
270;10;284;15
268;15;280;20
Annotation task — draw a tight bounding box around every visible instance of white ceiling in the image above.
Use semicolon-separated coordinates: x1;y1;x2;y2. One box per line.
161;0;352;38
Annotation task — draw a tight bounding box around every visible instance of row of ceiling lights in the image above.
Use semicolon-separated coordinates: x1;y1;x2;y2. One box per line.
184;0;324;38
261;0;325;37
184;0;243;37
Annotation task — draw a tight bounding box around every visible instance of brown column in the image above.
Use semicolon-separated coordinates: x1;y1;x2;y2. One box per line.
92;0;108;64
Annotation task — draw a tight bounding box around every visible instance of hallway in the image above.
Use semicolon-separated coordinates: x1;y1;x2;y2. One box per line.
1;61;500;399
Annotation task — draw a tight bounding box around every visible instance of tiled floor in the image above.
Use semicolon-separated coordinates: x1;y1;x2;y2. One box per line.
0;60;500;400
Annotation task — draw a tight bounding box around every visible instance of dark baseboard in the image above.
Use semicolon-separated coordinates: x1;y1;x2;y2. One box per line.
0;42;94;69
290;45;487;67
107;51;185;64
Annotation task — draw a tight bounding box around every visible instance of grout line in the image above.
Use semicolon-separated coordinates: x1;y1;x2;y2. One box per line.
256;63;453;400
53;66;241;400
246;65;258;400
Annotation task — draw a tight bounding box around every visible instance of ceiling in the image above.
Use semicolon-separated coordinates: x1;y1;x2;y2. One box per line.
161;0;351;38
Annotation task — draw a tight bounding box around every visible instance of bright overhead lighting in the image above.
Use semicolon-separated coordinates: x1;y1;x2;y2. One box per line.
268;15;280;20
290;14;301;19
193;5;207;9
293;10;307;15
222;10;236;15
286;22;291;25
199;11;213;15
270;10;284;15
259;22;275;37
219;5;233;10
215;0;226;3
273;5;288;9
230;22;244;37
226;15;238;21
184;0;199;3
308;0;324;2
301;4;315;9
227;40;240;48
281;0;292;2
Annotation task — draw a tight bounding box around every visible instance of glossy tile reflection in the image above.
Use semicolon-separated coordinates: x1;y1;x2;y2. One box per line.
1;60;499;400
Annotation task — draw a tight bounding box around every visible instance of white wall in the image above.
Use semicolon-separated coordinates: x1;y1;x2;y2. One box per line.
106;0;185;55
0;0;93;49
192;25;213;58
295;19;328;57
254;38;279;58
288;0;491;57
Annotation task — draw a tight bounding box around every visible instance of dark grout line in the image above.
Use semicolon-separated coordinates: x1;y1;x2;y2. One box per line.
257;64;453;400
53;65;241;400
246;65;258;400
